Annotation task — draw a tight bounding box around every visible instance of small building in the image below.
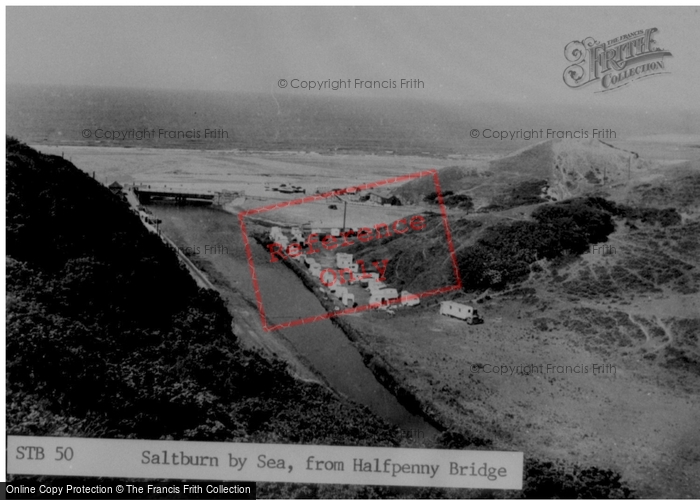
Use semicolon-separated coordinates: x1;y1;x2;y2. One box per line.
400;291;420;306
368;279;387;290
359;272;380;283
370;288;398;305
336;253;353;268
109;181;128;202
342;292;355;306
439;301;480;323
109;181;123;194
369;191;401;206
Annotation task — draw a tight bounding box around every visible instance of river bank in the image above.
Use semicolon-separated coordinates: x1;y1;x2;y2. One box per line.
147;204;439;442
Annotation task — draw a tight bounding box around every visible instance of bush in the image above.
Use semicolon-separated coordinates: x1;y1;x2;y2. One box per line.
521;458;634;498
508;180;548;207
424;191;473;210
458;197;618;291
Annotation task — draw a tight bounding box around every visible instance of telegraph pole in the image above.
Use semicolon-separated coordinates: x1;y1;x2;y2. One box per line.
342;201;348;232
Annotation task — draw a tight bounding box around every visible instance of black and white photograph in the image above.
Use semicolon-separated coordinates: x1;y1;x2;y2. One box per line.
4;5;700;499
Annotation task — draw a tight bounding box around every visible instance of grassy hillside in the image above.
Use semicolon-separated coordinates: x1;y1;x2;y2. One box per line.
344;197;674;295
335;163;699;496
392;139;663;211
625;160;700;210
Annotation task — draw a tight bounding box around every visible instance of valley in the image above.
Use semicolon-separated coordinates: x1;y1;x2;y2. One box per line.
31;135;700;497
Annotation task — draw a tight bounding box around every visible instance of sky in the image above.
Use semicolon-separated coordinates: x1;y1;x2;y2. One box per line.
6;7;700;112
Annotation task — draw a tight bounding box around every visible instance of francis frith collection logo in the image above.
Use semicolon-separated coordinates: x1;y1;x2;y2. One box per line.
563;28;672;92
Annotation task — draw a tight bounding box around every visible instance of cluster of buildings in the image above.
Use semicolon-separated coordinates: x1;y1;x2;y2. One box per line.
268;226;420;312
267;226;480;323
367;190;402;206
311;186;402;206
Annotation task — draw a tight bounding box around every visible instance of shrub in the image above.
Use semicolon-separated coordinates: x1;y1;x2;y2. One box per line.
459;197;618;291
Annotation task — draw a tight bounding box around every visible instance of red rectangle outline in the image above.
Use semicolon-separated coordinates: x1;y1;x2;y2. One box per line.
238;169;463;331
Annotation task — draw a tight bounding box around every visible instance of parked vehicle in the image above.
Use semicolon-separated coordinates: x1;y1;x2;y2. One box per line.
439;301;481;324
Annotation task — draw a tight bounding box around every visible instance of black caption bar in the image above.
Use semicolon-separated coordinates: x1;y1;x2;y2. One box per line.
3;481;256;499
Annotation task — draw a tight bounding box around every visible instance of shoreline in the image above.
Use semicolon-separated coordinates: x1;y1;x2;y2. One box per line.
28;142;475;160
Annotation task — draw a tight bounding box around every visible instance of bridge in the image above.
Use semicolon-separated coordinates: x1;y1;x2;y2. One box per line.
134;186;216;204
